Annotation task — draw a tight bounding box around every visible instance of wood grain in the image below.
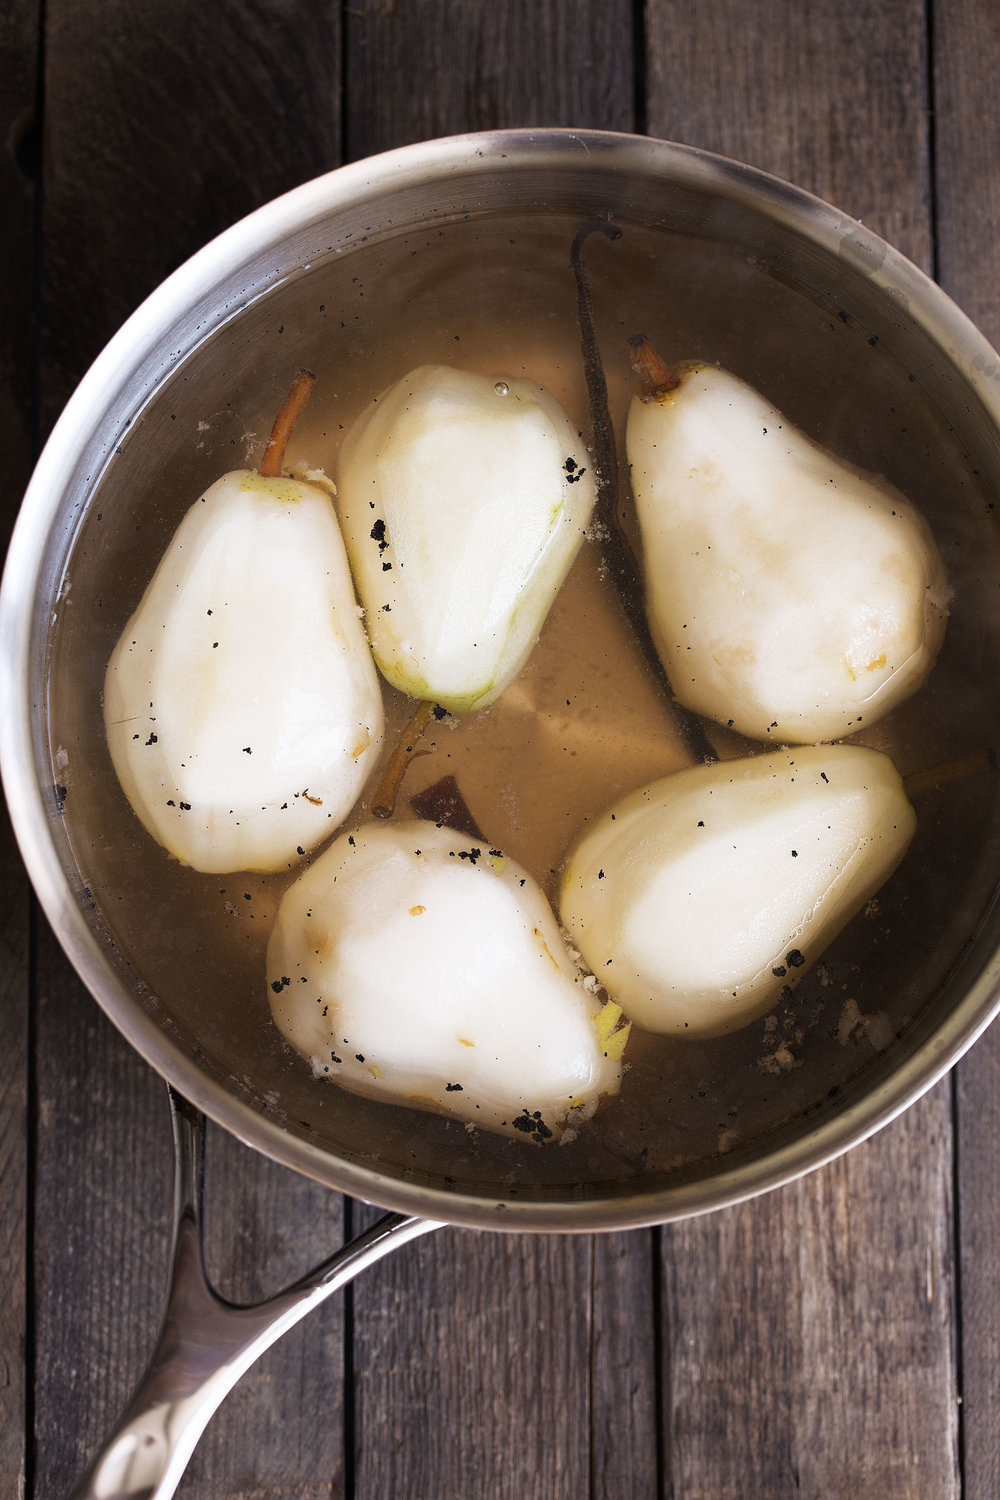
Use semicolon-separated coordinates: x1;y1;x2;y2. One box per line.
0;810;30;1499
0;0;38;505
353;1218;593;1499
0;0;40;1493
645;2;960;1493
645;0;932;270
40;0;344;432
661;1092;958;1498
32;929;172;1497
934;3;1000;1494
32;947;352;1500
344;0;634;159
183;1130;348;1498
13;2;1000;1497
350;1212;658;1500
934;0;1000;337
591;1229;660;1495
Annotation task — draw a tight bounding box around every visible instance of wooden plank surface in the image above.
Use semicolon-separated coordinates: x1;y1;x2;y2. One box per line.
350;1216;658;1498
660;1114;957;1498
40;0;344;427
5;1;999;1497
188;1131;347;1498
344;0;635;160
353;1217;594;1498
646;0;932;265
0;1;40;1495
934;3;1000;1494
31;953;172;1498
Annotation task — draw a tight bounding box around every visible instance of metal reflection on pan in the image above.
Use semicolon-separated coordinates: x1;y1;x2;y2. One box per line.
5;131;1000;1237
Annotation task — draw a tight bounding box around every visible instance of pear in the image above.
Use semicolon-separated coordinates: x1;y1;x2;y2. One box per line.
267;821;628;1141
626;357;950;744
336;365;597;713
559;744;915;1038
104;378;384;874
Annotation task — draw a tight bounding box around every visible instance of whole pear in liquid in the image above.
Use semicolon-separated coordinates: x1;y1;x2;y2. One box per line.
267;820;627;1141
560;744;916;1038
336;365;597;712
105;408;384;873
627;361;950;744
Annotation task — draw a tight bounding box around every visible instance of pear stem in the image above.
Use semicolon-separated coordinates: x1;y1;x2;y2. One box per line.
628;334;680;402
258;369;317;477
371;699;439;818
903;748;994;801
569;222;717;765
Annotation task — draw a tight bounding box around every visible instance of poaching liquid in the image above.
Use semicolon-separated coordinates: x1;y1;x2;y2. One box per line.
46;209;1000;1203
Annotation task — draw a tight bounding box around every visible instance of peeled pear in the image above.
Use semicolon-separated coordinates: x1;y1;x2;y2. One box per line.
559;745;915;1038
267;820;627;1141
627;361;950;743
336;365;597;712
104;470;384;874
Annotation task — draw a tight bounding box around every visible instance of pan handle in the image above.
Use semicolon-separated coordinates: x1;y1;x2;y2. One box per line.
69;1086;442;1500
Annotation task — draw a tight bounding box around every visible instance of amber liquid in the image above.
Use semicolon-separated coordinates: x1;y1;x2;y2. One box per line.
46;212;1000;1203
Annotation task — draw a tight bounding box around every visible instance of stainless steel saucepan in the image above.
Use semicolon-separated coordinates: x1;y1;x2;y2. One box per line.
5;130;1000;1498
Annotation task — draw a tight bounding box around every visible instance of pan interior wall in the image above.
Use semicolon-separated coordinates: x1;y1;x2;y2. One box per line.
41;180;1000;1208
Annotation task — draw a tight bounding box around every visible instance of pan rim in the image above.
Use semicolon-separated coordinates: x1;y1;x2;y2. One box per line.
5;126;1000;1232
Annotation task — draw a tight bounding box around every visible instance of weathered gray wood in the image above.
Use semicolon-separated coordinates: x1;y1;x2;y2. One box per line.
0;806;30;1500
351;1218;659;1500
351;1213;592;1500
181;1129;348;1498
645;2;960;1493
17;3;991;1497
40;0;343;431
591;1229;660;1495
934;3;1000;1493
953;1025;1000;1498
344;0;634;161
646;0;932;269
661;1091;957;1498
0;0;38;502
32;953;352;1500
0;0;41;1493
32;932;172;1496
934;0;1000;340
